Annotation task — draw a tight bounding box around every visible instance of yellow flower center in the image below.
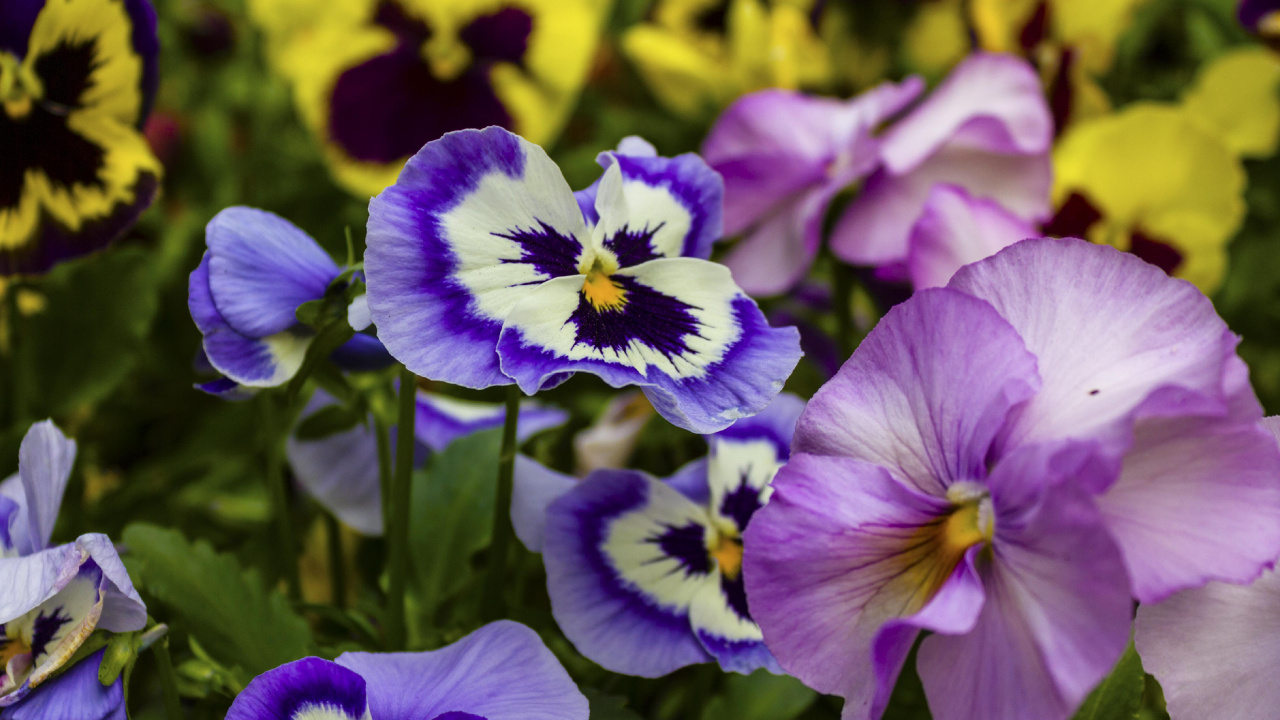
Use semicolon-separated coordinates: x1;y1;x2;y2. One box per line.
581;258;628;312
710;532;744;580
889;482;995;616
0;53;43;120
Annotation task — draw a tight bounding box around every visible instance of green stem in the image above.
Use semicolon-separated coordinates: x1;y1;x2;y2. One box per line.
831;258;856;360
152;638;183;720
325;511;347;609
482;385;521;620
385;367;417;650
375;418;393;532
262;396;301;601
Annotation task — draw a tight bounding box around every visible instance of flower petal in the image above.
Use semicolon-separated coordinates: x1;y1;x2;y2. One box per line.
794;288;1040;496
73;535;145;634
720;184;833;297
1095;415;1280;602
414;394;567;453
906;186;1035;290
0;649;124;720
365;127;588;389
704;394;804;531
542;469;713;677
336;621;587;720
1;421;75;556
590;151;723;263
226;657;369;720
0;544;82;626
1136;568;1280;720
285;397;385;537
498;258;801;433
948;238;1243;459
511;456;577;553
205;207;339;338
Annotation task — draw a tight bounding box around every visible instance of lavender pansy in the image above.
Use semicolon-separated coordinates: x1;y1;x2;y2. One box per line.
701;79;924;296
531;394;804;676
830;53;1053;270
365;127;801;433
287;389;567;535
189;206;393;398
0;422;146;707
226;620;588;720
905;185;1034;289
742;238;1280;720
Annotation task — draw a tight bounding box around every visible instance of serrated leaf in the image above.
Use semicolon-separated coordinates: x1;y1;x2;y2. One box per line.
1072;641;1145;720
122;523;318;676
699;669;817;720
408;428;502;616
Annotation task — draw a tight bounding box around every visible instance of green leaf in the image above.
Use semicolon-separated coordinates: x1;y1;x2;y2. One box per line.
408;428;503;616
1072;641;1146;720
98;631;141;686
585;688;645;720
294;404;364;441
294;299;326;328
19;247;163;417
122;523;318;676
699;669;817;720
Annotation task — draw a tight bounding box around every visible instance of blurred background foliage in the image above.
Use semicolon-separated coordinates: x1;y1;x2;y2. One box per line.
1;0;1274;717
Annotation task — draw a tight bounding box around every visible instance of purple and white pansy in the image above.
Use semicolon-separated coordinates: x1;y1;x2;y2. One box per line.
0;422;147;708
225;620;587;720
742;238;1280;720
287;389;567;536
514;394;804;677
364;127;802;434
189;206;392;399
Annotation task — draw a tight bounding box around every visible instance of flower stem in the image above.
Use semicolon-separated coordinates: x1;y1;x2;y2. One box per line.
325;511;347;609
152;638;183;720
482;384;522;620
831;258;857;360
385;366;417;650
262;396;301;601
375;417;392;536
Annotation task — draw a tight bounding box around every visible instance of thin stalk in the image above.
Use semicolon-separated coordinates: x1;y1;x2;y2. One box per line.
152;638;183;720
325;511;347;609
831;258;856;360
375;418;392;533
482;385;521;620
384;367;417;650
262;396;301;601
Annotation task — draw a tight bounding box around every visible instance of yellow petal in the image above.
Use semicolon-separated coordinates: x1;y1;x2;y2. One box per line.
904;0;971;77
1182;47;1280;158
621;25;725;118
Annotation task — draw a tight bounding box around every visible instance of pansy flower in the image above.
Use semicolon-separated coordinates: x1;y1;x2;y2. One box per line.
512;394;804;676
830;52;1052;274
702;78;924;296
287;389;567;535
248;0;609;198
0;648;123;720
621;0;833;119
364;127;802;434
0;0;161;276
188;206;393;399
1;422;147;707
905;185;1035;289
226;620;587;720
743;238;1280;720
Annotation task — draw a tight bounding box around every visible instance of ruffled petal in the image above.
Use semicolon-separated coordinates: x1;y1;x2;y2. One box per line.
336;621;587;720
1095;415;1280;602
3;421;75;556
589;151;723;263
906;186;1035;290
1136;568;1280;720
498;257;801;433
226;657;369;720
542;469;713;677
704;394;804;531
365;127;588;389
73;535;145;634
948;238;1243;460
794;288;1040;496
205;207;339;338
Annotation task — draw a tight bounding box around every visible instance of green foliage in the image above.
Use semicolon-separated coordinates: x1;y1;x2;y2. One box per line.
1072;643;1147;720
122;524;319;680
699;670;818;720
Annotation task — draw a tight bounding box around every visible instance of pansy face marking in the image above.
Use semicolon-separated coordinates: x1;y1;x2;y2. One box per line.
366;127;801;433
0;0;161;276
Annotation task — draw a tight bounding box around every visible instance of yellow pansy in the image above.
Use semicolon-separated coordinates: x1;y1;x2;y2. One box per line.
1182;47;1280;159
1049;104;1245;293
249;0;611;198
621;0;833;119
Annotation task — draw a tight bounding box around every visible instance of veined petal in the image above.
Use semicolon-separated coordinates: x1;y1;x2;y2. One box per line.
0;649;123;720
794;288;1040;497
205;207;340;338
0;544;82;627
1095;415;1280;602
189;254;311;387
1136;568;1280;720
365;127;588;389
498;257;801;434
72;534;145;634
688;571;780;676
906;185;1035;290
1;421;75;556
948;238;1243;459
226;657;370;720
588;151;723;263
542;469;713;677
336;621;587;720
